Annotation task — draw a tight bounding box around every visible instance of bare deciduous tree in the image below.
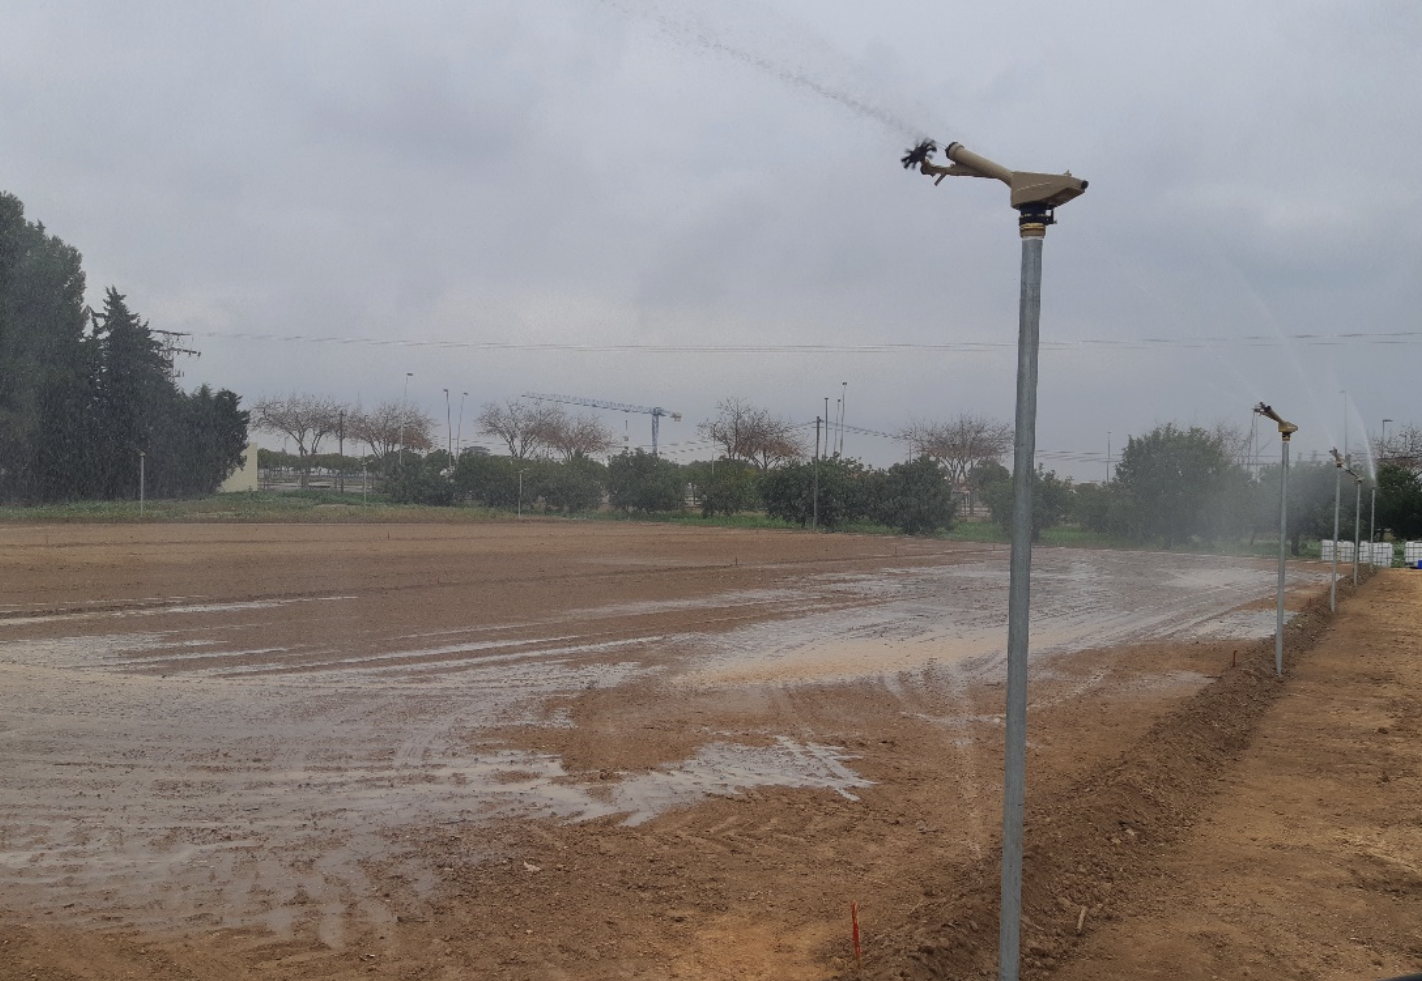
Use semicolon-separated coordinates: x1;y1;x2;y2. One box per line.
541;410;615;461
252;394;345;487
349;401;435;461
901;413;1013;501
1379;423;1422;475
699;397;804;470
476;399;560;460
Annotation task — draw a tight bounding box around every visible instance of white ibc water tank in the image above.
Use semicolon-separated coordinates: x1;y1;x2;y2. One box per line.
1321;540;1335;562
1338;541;1356;563
1406;541;1422;565
1373;542;1394;567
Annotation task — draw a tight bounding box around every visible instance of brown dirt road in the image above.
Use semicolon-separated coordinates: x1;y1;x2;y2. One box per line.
0;521;1415;980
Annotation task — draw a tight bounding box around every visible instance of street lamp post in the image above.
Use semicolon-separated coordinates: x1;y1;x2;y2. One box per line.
904;137;1087;981
1254;403;1297;677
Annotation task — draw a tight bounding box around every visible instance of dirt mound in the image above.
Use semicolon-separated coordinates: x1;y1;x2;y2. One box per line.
862;594;1336;980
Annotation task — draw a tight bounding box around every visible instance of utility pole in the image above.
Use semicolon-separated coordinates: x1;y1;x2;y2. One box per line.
138;450;146;517
401;372;413;469
830;381;841;457
444;388;452;458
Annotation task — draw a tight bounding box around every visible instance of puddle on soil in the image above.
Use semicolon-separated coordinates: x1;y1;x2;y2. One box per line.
0;547;1332;940
678;551;1332;686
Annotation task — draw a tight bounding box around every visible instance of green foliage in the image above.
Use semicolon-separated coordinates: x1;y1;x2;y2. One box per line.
1376;462;1422;540
687;459;761;517
534;456;605;514
981;465;1073;542
0;193;248;503
454;453;523;508
760;456;873;529
388;453;455;506
1070;481;1117;534
871;455;955;535
607;450;683;513
1111;424;1245;547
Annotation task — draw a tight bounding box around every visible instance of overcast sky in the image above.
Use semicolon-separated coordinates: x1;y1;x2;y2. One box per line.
4;0;1418;478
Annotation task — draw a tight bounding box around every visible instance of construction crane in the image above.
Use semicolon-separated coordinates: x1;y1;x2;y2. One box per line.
522;392;682;457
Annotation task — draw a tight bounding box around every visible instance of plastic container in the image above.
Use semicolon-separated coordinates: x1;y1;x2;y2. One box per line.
1406;541;1422;565
1372;542;1393;567
1320;540;1335;562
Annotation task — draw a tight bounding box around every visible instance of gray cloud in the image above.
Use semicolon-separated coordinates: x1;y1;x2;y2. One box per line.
2;0;1417;474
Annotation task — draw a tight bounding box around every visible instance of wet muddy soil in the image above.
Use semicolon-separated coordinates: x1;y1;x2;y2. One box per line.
3;521;1406;980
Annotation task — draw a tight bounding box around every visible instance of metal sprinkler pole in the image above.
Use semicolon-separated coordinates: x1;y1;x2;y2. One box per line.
812;415;821;530
999;207;1047;981
1254;403;1296;677
1277;436;1289;675
901;139;1086;981
1330;450;1343;612
1353;474;1362;585
1370;482;1377;553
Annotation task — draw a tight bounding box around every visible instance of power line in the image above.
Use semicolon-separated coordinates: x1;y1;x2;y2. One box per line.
187;328;1422;356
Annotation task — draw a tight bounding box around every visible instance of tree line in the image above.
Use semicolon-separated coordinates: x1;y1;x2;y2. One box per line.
358;410;1422;549
0;192;248;502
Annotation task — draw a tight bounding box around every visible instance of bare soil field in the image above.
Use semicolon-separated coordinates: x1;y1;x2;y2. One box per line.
0;521;1415;980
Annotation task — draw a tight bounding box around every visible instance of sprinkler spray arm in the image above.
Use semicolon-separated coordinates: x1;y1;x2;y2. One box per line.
1254;403;1299;441
902;139;1088;218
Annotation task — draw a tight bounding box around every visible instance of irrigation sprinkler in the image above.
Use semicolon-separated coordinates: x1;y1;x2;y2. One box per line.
1330;448;1345;612
904;138;1087;981
1352;468;1363;585
1254;403;1297;677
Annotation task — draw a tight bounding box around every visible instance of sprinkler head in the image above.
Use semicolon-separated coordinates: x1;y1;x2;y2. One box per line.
901;139;937;170
1254;402;1299;437
901;139;1087;212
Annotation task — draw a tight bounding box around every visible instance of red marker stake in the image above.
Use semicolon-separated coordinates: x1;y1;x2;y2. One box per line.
851;901;862;969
